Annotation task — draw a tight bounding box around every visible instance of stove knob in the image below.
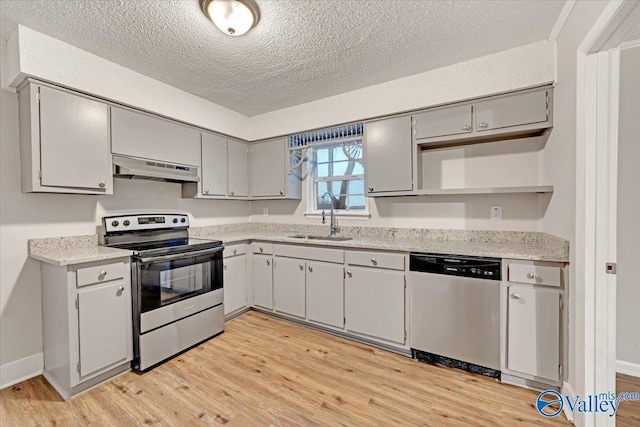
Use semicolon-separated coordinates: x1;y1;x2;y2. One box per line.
111;220;119;227
173;218;178;224
180;218;186;223
123;220;130;227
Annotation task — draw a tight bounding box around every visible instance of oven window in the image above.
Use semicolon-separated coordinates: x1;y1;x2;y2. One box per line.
139;252;223;313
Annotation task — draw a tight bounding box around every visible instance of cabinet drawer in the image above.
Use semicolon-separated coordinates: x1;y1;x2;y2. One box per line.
252;242;273;255
346;251;405;271
275;244;344;264
77;262;125;287
508;263;561;287
224;243;246;258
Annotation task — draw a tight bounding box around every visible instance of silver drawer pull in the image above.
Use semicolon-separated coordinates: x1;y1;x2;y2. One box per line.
479;122;489;129
99;181;106;188
299;264;304;270
259;247;264;253
370;258;377;265
526;272;538;279
233;249;237;255
511;293;521;299
266;259;271;266
204;189;210;194
99;270;107;279
462;125;471;131
116;286;125;296
346;270;352;277
223;264;227;270
308;265;313;272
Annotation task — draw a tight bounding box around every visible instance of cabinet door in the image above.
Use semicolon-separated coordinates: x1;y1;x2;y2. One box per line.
507;285;560;381
78;281;129;377
306;261;344;328
39;86;111;191
273;257;306;318
253;255;273;309
111;107;200;166
227;140;249;197
223;255;246;315
345;267;405;344
475;89;549;132
251;139;286;197
364;116;413;193
201;133;228;196
413;104;473;140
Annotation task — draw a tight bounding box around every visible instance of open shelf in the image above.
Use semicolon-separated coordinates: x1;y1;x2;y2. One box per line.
368;185;554;198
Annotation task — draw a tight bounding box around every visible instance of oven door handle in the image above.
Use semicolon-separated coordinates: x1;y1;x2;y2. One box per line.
136;246;224;264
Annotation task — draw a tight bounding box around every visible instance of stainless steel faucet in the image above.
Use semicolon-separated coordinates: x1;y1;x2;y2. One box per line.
321;191;340;235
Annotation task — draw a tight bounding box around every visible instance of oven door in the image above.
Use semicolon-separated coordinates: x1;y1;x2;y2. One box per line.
136;247;223;314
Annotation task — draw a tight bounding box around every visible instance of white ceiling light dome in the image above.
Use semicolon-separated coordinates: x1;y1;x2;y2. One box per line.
201;0;260;37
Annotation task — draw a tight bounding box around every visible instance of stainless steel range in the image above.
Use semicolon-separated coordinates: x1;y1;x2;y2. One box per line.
100;214;224;371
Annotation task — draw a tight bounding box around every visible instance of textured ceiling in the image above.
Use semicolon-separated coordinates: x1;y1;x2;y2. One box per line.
0;0;564;116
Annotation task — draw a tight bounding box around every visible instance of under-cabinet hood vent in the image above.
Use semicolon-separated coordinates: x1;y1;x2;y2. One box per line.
113;155;199;183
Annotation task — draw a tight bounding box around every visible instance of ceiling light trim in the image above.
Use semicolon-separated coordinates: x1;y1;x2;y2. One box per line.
200;0;260;36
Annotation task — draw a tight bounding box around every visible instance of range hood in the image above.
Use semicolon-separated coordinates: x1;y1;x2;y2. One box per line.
113;155;199;183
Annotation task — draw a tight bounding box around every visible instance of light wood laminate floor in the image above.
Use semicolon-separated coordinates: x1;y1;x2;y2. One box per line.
0;311;593;426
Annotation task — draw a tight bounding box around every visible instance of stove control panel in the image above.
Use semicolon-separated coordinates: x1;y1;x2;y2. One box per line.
103;214;189;233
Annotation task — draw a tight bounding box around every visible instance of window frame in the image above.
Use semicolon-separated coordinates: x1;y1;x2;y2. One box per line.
305;139;370;217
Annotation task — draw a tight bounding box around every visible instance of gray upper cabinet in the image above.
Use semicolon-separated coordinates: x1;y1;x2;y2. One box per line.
250;139;286;197
414;104;472;140
200;133;228;196
475;89;549;132
364;116;413;194
111;107;200;167
19;83;112;194
227;139;249;197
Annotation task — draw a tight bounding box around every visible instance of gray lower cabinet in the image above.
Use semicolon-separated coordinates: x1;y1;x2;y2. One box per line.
227;139;250;197
364;116;413;194
40;258;133;400
306;261;344;328
223;245;247;316
345;266;405;344
502;259;565;387
19;82;112;194
273;257;306;318
252;254;273;309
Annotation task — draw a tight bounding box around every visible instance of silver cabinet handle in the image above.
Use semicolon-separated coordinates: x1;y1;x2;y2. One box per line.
370;258;377;265
230;191;235;196
204;189;210;194
223;263;227;270
299;264;304;270
346;270;352;277
99;181;106;188
259;247;264;253
368;187;374;192
116;286;125;296
526;272;538;279
462;125;471;131
308;265;313;272
99;270;107;279
279;190;284;195
478;122;489;129
233;249;237;255
266;259;271;266
511;293;521;299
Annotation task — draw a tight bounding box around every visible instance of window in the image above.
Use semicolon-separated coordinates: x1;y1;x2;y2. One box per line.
313;141;365;211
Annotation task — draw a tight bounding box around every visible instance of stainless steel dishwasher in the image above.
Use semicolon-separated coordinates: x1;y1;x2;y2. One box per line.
410;253;502;378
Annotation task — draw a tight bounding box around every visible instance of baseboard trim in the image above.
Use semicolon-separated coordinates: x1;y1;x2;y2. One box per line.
561;381;575;424
617;360;640;377
1;353;43;390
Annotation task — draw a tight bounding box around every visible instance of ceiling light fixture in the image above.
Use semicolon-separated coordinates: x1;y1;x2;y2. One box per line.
200;0;260;37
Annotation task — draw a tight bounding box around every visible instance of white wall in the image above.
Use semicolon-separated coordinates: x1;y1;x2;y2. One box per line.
249;41;555;140
4;26;252;140
616;43;640;373
540;0;609;410
0;39;251;381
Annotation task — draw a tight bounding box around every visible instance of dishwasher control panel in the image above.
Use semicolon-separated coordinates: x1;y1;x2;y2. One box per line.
409;253;502;281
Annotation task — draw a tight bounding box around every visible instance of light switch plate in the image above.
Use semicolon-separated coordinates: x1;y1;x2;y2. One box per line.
491;206;502;221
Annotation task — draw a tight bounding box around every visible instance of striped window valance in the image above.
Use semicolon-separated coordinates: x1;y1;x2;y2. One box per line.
288;123;363;148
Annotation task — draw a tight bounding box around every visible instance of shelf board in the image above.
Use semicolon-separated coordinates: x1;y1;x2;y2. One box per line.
368;185;554;198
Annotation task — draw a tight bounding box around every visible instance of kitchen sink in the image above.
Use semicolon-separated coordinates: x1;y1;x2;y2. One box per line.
288;234;353;242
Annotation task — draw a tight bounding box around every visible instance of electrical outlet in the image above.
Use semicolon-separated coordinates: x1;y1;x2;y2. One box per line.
491;206;502;221
263;207;269;216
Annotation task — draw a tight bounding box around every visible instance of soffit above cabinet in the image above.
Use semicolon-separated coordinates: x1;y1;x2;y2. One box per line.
1;1;564;116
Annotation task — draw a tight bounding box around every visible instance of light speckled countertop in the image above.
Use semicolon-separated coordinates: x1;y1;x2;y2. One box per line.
29;223;569;266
